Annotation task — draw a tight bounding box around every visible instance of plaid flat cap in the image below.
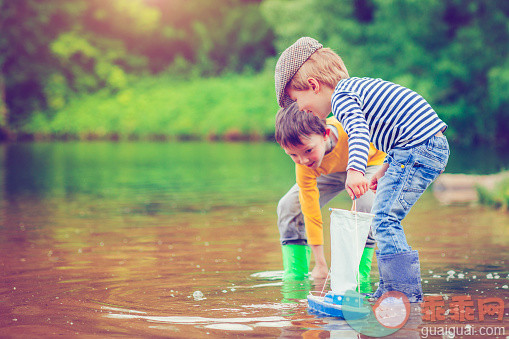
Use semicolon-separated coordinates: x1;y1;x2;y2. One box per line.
275;37;323;108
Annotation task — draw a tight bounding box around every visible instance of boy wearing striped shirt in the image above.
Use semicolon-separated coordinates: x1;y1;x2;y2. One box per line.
275;37;449;302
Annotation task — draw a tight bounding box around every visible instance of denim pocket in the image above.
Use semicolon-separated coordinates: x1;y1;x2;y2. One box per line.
432;135;449;150
414;146;448;165
399;160;442;210
379;154;406;189
414;136;450;165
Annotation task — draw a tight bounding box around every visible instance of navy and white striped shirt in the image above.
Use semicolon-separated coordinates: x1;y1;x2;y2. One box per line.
331;77;447;174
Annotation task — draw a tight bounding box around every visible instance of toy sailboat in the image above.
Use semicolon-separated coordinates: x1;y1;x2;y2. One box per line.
307;206;374;318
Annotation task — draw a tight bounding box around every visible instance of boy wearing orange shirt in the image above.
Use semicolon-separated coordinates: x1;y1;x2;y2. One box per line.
276;103;385;286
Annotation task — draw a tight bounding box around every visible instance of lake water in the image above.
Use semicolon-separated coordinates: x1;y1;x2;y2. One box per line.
0;142;507;338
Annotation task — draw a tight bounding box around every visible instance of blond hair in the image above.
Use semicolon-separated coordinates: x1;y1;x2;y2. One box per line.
287;48;349;92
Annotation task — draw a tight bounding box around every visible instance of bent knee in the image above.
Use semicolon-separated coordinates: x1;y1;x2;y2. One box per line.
277;192;300;216
373;213;399;229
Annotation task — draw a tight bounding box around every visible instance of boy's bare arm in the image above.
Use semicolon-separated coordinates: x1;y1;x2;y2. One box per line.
310;244;328;279
345;169;369;200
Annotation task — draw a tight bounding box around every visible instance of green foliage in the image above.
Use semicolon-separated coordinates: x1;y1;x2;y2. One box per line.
2;0;508;147
0;0;72;125
192;3;275;76
50;31;128;92
0;0;275;129
262;0;509;147
25;71;279;140
477;174;509;211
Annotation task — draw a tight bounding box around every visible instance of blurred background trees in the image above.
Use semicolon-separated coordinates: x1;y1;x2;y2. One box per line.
263;0;509;146
0;0;507;146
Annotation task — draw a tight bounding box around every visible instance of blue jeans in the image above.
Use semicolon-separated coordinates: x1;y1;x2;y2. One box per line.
372;135;450;255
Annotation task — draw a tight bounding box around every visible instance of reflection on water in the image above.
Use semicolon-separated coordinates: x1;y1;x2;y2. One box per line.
0;142;507;337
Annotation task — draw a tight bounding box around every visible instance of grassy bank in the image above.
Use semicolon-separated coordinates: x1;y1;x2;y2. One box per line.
24;71;279;141
477;173;509;211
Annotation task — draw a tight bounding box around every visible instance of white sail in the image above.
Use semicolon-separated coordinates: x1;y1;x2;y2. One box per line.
329;208;374;294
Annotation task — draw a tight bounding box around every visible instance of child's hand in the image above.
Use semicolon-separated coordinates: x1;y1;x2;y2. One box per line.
345;169;369;200
369;163;389;192
311;262;329;280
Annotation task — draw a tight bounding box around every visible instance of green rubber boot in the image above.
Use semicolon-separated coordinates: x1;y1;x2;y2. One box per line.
358;247;375;293
281;244;311;280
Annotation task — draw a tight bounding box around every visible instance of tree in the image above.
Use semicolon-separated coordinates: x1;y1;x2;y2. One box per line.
0;0;73;127
262;0;509;146
0;0;276;133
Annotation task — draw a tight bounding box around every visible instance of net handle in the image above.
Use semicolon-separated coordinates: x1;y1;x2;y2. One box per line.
352;198;360;293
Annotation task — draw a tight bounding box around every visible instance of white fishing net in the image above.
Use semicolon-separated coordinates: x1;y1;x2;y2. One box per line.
330;208;374;294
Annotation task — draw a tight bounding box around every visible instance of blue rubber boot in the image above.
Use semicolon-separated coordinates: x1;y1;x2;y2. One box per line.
371;250;423;303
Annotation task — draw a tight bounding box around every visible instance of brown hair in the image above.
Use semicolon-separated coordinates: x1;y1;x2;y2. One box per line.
287;48;349;92
275;102;326;149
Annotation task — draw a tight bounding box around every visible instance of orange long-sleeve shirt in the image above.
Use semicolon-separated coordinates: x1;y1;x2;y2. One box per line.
296;117;386;245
